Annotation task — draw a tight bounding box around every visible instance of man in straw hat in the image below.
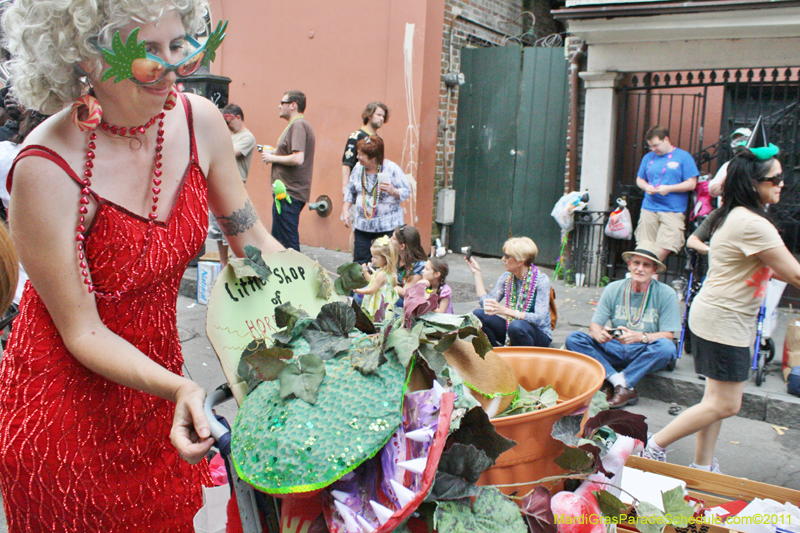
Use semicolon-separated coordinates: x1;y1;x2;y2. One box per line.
565;242;681;408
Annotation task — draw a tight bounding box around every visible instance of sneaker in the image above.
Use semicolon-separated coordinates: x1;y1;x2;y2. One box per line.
689;458;722;474
641;443;667;462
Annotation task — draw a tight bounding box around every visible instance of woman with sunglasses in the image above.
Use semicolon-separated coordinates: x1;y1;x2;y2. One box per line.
642;146;800;473
0;1;283;530
466;237;552;347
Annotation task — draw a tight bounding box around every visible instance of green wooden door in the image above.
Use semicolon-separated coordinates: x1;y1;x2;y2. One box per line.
510;47;569;265
450;46;522;256
451;46;569;265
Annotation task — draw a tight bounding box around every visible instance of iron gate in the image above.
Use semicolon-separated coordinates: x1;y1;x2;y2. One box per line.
603;67;800;292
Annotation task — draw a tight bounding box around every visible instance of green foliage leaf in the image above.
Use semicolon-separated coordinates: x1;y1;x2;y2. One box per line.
661;486;695;525
434;487;527;533
242;244;272;281
450;407;516;463
278;353;326;404
498;385;559;417
239;346;293;383
227;258;259;279
471;330;493;359
100;28;146;83
584;410;647;443
521;486;557;533
634;502;667;533
418;344;448;376
425;471;482;502
315;265;335;300
385;321;423;368
435;331;459;352
302;302;356;360
349;334;385;375
438;442;494;484
551;414;584;447
202;19;228;66
592;490;628;521
334;262;368;295
420;312;466;329
351;300;377;334
554;446;594;473
274;302;307;330
588;390;610;418
272;316;313;347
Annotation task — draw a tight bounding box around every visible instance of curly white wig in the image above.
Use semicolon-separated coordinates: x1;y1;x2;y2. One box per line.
2;0;209;114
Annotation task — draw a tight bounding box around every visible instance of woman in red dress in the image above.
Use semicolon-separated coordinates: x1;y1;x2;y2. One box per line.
0;1;283;530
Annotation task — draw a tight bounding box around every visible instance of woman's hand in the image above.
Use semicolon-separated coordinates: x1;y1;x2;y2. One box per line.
170;381;214;464
378;182;396;198
342;213;351;228
465;257;481;275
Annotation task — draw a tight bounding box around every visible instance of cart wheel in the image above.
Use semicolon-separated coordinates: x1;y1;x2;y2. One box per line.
666;358;676;371
756;349;766;386
762;337;776;363
683;327;692;355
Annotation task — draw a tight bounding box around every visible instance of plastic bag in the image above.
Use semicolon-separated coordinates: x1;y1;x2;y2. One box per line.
721;498;800;533
551;191;588;231
605;199;632;240
691;178;714;221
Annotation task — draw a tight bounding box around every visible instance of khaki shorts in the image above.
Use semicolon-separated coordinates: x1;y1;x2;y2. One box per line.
634;209;685;253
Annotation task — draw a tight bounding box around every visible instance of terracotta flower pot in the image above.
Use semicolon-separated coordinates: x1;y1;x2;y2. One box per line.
478;347;605;498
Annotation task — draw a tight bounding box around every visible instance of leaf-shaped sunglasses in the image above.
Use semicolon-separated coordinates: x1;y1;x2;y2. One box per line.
95;20;227;85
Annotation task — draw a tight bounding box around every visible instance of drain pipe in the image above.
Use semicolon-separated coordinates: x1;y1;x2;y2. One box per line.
567;43;586;192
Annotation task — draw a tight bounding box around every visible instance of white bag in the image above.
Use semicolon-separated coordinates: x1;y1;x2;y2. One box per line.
605;206;632;240
551;191;586;231
193;484;231;533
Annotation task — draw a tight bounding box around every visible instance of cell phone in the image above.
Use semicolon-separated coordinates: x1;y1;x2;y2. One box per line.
257;144;264;152
461;246;473;261
366;263;376;274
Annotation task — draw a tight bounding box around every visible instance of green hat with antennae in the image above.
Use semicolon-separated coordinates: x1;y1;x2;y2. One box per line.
746;116;780;160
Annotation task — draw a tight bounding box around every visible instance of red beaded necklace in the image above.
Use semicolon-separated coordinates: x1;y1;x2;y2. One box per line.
76;112;165;293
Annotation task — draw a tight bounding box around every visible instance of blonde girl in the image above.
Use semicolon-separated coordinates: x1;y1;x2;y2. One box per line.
355;236;399;320
419;257;454;313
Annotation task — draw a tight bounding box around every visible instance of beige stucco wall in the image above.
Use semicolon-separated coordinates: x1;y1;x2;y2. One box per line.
207;0;444;252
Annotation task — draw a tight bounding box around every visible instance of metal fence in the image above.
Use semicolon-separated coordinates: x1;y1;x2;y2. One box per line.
568;211;608;287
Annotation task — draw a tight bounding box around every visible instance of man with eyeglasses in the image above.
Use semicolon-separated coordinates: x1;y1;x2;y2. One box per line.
209;103;256;267
261;91;316;251
634;125;699;263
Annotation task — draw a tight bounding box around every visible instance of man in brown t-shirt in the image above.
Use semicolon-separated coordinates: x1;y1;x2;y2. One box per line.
261;90;315;251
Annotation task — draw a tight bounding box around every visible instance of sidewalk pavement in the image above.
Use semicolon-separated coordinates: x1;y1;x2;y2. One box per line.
181;242;800;429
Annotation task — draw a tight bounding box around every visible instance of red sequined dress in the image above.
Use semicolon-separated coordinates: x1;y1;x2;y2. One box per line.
0;96;213;532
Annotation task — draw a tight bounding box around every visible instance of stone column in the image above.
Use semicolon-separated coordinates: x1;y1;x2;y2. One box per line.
577;71;623;211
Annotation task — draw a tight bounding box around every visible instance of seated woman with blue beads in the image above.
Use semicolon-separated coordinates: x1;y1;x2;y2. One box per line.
466;237;551;347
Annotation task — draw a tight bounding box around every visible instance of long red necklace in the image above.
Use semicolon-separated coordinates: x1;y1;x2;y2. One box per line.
76;112;165;293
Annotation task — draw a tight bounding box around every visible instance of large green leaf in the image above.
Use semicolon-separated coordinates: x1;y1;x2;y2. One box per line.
242;244;272;281
349;334;385;375
419;312;466;329
351;300;377;334
471;330;492;359
588;390;610;418
334;262;368;295
434;487;528;533
425;471;482;502
551;414;584;447
438;443;493;484
450;407;516;463
592;490;628;522
274;302;307;330
385;321;423;368
238;345;293;384
302;302;356;360
554;446;594;473
278;353;326;404
661;486;695;526
634;502;667;533
418;344;447;376
435;331;459;353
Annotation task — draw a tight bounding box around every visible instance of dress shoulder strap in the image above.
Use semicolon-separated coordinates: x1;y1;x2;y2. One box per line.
7;145;86;194
180;93;198;165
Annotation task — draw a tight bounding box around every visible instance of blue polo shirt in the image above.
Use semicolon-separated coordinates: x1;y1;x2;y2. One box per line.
638;148;699;213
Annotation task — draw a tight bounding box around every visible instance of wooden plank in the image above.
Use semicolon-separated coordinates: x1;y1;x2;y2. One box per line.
627;456;800;505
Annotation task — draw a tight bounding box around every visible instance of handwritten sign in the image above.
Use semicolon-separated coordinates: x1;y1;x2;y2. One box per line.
206;249;344;403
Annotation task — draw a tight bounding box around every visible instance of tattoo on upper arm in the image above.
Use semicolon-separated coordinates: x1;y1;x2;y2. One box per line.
217;200;258;236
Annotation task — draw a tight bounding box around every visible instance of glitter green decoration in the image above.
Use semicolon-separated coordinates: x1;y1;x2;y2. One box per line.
202;20;227;67
231;331;406;494
100;28;147;84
